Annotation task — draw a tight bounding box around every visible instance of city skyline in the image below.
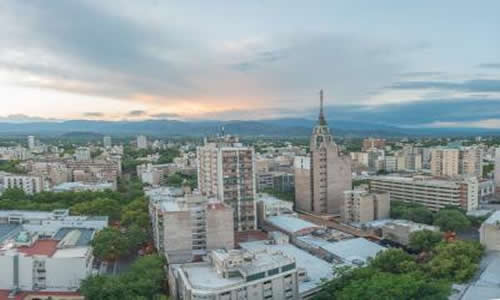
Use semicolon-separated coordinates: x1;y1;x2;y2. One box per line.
1;1;500;128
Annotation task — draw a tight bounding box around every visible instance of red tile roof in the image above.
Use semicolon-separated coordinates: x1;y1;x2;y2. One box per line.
0;290;82;300
17;239;59;257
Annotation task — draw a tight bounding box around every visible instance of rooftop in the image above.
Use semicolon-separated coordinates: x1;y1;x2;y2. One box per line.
17;239;59;257
483;210;500;225
266;215;321;234
240;240;335;295
0;224;22;243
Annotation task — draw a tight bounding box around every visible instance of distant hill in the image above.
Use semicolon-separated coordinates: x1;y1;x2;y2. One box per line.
0;118;498;137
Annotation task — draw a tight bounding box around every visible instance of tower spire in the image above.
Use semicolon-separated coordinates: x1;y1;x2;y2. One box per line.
318;89;327;125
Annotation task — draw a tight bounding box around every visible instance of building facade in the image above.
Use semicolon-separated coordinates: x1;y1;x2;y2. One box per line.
294;91;352;216
3;175;46;194
197;136;257;231
168;249;299;300
342;190;390;224
148;187;235;263
480;211;500;251
369;176;479;211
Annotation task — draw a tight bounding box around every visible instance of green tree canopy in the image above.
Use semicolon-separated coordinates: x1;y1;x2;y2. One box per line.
71;198;122;221
433;209;471;232
409;230;442;253
91;228;129;261
425;241;483;283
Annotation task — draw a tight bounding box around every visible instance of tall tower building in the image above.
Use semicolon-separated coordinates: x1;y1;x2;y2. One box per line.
137;135;148;149
197;135;257;231
27;136;36;150
103;136;112;148
294;91;352;216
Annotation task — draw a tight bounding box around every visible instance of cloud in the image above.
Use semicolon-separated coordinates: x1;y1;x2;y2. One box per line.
420;119;500;129
478;63;500;69
0;2;408;109
83;112;104;117
0;114;61;123
149;113;180;119
391;79;500;93
127;110;147;117
399;71;443;78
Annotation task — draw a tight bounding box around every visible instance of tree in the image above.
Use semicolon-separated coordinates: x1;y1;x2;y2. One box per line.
433;209;471;232
71;198;122;221
91;228;129;261
425;241;483;283
407;207;434;225
120;255;166;298
125;224;148;252
121;197;150;228
409;230;442;253
80;255;166;299
1;188;27;201
166;173;183;187
369;249;418;274
80;275;127;300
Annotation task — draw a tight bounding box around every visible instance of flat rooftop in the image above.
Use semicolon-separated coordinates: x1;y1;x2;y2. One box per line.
240;240;335;295
267;215;321;234
17;239;59;257
483;210;500;225
297;236;386;264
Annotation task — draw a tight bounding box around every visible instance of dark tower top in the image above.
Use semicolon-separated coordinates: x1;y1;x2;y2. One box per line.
318;89;327;126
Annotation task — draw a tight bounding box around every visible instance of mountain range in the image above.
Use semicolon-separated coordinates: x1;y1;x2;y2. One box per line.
0;118;498;138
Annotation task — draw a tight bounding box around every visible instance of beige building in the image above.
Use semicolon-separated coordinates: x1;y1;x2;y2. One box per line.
431;147;482;178
148;187;235;264
342;190;390;224
294;91;352;216
479;211;500;251
197;135;257;231
382;220;439;246
369;175;479;212
362;138;386;151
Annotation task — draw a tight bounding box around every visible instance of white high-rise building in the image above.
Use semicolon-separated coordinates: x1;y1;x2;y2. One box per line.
137;135;148;149
27;136;36;150
103;136;112;148
74;147;91;161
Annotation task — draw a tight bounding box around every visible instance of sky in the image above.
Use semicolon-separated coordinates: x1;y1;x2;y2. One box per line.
1;1;500;127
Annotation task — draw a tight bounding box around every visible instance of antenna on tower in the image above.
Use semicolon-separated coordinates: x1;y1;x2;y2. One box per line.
318;89;327;125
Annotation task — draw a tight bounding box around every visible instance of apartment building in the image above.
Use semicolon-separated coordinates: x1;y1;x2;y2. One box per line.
168;249;299;300
431;147;482;178
103;136;112;148
294;91;352;216
137;135;148;149
369;175;479;211
197;135;257;231
3;175;46;194
479;211;500;251
342;190;390;224
148;187;235;264
74;147;91;161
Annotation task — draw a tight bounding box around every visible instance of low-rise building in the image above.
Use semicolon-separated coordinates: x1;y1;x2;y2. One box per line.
168;248;299;300
342;190;390;224
381;220;439;246
240;232;335;299
256;194;296;228
0;210;108;293
51;181;114;192
369;175;479;212
479;211;500;251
